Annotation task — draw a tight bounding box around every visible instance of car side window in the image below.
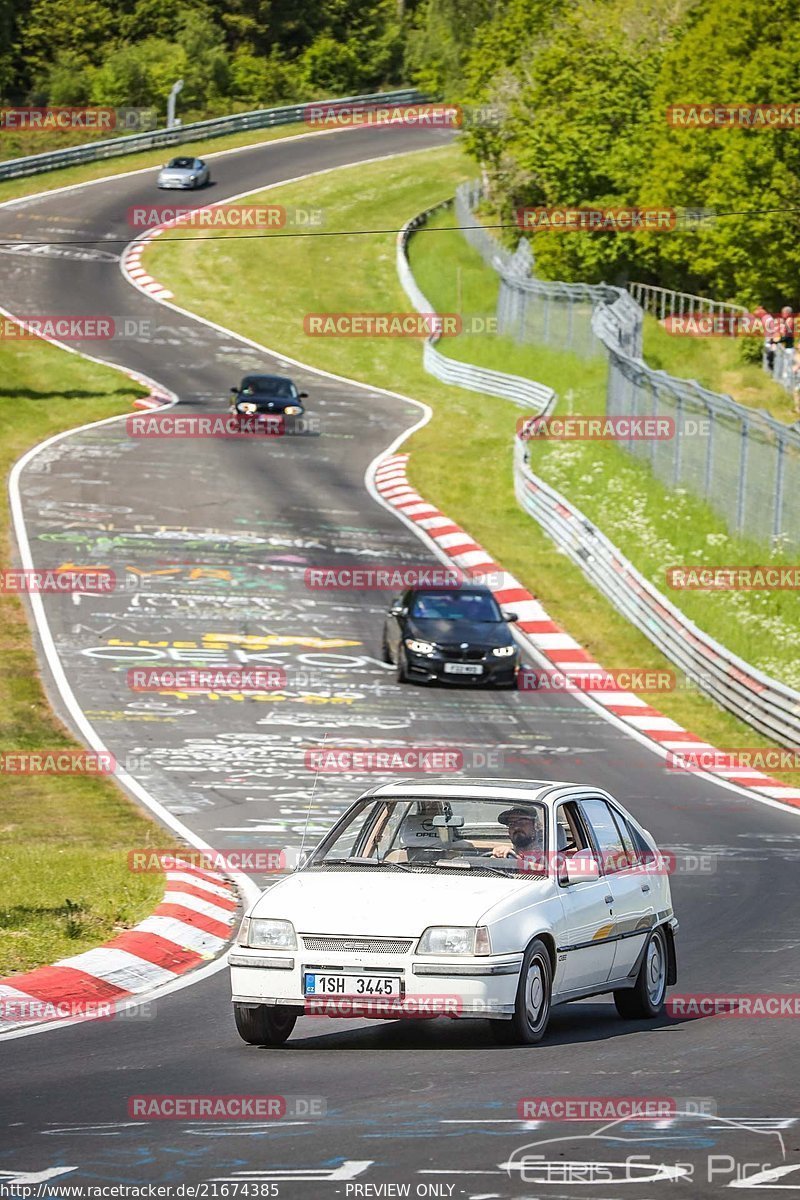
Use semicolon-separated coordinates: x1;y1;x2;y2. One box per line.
554;802;594;885
578;798;630;874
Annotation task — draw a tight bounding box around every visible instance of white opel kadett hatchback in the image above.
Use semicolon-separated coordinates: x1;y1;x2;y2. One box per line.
229;779;678;1046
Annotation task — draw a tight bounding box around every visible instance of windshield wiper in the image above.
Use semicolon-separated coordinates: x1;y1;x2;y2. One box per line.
431;857;511;877
319;856;412;872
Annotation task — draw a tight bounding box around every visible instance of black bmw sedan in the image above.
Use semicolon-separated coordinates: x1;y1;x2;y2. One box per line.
229;374;307;418
381;584;519;686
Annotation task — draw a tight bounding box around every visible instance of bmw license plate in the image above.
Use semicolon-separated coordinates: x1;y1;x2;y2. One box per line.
443;662;483;675
303;973;402;997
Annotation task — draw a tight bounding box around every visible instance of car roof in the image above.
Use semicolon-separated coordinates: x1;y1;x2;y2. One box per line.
242;373;292;384
363;778;612;805
408;583;494;595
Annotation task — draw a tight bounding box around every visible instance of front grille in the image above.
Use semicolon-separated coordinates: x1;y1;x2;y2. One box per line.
302;936;413;954
439;644;486;662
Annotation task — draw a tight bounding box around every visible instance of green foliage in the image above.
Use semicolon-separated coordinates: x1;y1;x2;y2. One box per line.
445;0;800;307
4;0;411;118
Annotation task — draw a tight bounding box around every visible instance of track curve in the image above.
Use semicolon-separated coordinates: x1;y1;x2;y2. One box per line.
1;125;798;1197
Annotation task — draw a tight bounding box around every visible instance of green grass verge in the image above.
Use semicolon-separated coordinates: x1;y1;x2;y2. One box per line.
0;339;164;974
642;314;792;423
143;146;800;785
0;123;345;207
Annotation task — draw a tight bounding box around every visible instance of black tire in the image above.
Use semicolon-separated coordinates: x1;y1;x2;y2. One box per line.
381;633;393;664
234;1003;297;1046
489;937;552;1045
396;648;410;683
614;926;668;1020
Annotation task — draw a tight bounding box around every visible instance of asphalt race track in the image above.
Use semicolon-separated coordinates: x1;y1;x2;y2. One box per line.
1;125;800;1197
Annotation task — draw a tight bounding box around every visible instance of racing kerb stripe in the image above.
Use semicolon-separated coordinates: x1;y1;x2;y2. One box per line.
372;454;800;810
0;861;238;1032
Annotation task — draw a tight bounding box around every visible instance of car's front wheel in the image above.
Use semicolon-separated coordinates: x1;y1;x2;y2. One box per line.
233;1003;297;1046
396;647;410;683
614;926;667;1019
490;937;552;1045
381;632;393;664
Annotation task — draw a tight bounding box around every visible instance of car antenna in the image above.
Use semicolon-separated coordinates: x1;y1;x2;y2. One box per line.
298;732;327;868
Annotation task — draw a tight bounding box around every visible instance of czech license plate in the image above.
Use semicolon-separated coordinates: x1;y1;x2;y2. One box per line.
303;972;402;997
444;662;483;675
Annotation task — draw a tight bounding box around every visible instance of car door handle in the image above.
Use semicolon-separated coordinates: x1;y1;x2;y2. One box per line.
641;884;651;893
604;894;614;905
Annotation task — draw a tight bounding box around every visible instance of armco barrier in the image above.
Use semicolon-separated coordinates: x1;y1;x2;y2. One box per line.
456;181;800;549
397;206;555;413
0;89;427;181
398;196;800;750
514;436;800;750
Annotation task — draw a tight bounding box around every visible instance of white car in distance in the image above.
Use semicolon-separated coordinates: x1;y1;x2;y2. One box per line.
229;779;678;1046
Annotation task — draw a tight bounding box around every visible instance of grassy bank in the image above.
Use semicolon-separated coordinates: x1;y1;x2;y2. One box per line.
642;314;792;422
0;339;163;973
143;146;800;784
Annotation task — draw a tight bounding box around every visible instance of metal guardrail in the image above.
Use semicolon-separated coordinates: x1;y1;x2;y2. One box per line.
0;89;427;181
514;435;800;750
628;281;748;321
396;205;555;413
400;183;800;748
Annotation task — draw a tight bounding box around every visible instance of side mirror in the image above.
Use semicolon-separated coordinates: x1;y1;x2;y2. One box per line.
562;850;599;884
502;611;518;623
230;386;238;393
298;391;309;399
388;604;406;617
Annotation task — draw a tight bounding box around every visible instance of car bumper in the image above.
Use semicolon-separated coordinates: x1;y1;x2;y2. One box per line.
229;948;524;1019
157;179;197;189
405;651;518;685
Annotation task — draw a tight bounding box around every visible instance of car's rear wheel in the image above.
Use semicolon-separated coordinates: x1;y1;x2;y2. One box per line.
614;926;667;1019
234;1003;297;1046
490;937;552;1045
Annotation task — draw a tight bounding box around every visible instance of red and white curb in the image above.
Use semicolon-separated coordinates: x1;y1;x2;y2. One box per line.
373;454;800;810
0;860;239;1032
133;392;172;411
122;231;174;300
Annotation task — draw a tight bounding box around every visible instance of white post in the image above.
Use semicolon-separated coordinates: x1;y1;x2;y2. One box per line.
167;79;184;129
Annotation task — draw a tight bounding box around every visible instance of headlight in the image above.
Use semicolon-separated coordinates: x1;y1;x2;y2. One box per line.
405;638;436;655
492;645;516;657
417;926;491;956
283;405;302;415
238;917;297;950
237;402;257;414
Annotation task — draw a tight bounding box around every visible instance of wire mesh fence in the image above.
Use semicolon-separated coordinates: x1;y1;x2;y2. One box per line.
455;181;800;549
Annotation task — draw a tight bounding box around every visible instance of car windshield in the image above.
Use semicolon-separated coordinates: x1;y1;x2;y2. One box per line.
309;797;547;874
410;590;502;622
167;157;195;169
241;376;295;398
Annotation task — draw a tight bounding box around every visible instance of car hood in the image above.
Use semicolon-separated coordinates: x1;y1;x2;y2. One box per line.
250;868;530;934
406;617;513;648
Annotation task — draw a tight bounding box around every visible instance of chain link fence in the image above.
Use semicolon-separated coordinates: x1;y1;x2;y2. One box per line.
456;181;800;549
